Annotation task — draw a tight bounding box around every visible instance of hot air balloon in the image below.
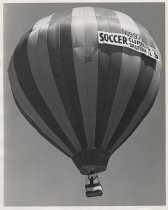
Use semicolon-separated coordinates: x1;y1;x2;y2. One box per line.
8;7;162;197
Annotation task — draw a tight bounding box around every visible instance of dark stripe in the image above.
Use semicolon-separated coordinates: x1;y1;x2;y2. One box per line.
13;96;72;158
47;13;88;148
94;8;122;148
14;29;32;70
109;24;159;154
107;26;156;151
110;87;159;155
13;31;77;154
47;9;74;51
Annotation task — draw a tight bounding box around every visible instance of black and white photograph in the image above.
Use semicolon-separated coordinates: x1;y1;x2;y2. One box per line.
2;1;166;207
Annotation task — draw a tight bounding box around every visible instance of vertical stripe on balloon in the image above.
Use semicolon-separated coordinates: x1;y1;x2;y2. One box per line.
102;11;141;149
94;7;122;148
9;57;73;157
13;31;77;154
71;7;91;147
109;60;161;154
30;14;81;151
82;7;98;147
47;12;88;149
107;21;158;152
58;14;88;148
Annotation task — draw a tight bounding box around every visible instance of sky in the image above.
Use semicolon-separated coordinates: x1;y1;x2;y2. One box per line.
3;2;165;206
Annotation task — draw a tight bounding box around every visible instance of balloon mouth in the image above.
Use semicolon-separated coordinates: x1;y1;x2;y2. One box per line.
80;165;107;175
72;149;110;175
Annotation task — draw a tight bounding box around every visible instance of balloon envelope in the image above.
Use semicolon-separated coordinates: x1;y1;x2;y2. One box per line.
8;7;162;175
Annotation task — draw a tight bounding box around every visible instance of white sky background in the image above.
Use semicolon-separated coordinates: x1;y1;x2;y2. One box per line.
0;0;167;209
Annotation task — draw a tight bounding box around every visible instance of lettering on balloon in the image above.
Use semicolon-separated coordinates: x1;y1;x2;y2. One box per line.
98;31;160;61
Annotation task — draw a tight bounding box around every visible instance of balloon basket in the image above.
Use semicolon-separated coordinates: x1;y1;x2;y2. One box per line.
85;173;103;198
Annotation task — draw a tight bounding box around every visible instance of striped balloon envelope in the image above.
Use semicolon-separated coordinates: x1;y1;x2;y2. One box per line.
8;7;162;176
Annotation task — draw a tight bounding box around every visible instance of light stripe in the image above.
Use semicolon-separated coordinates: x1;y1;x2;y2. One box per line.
83;7;98;147
59;15;88;148
107;59;155;151
14;29;77;154
107;19;156;151
33;14;54;30
86;185;102;192
136;23;155;49
71;7;91;147
94;8;122;148
102;11;141;148
109;59;161;155
136;22;152;49
47;13;88;149
27;16;81;151
8;57;73;157
109;41;161;154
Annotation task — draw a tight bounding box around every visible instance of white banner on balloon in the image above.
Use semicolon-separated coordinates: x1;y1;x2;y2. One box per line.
98;31;160;61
